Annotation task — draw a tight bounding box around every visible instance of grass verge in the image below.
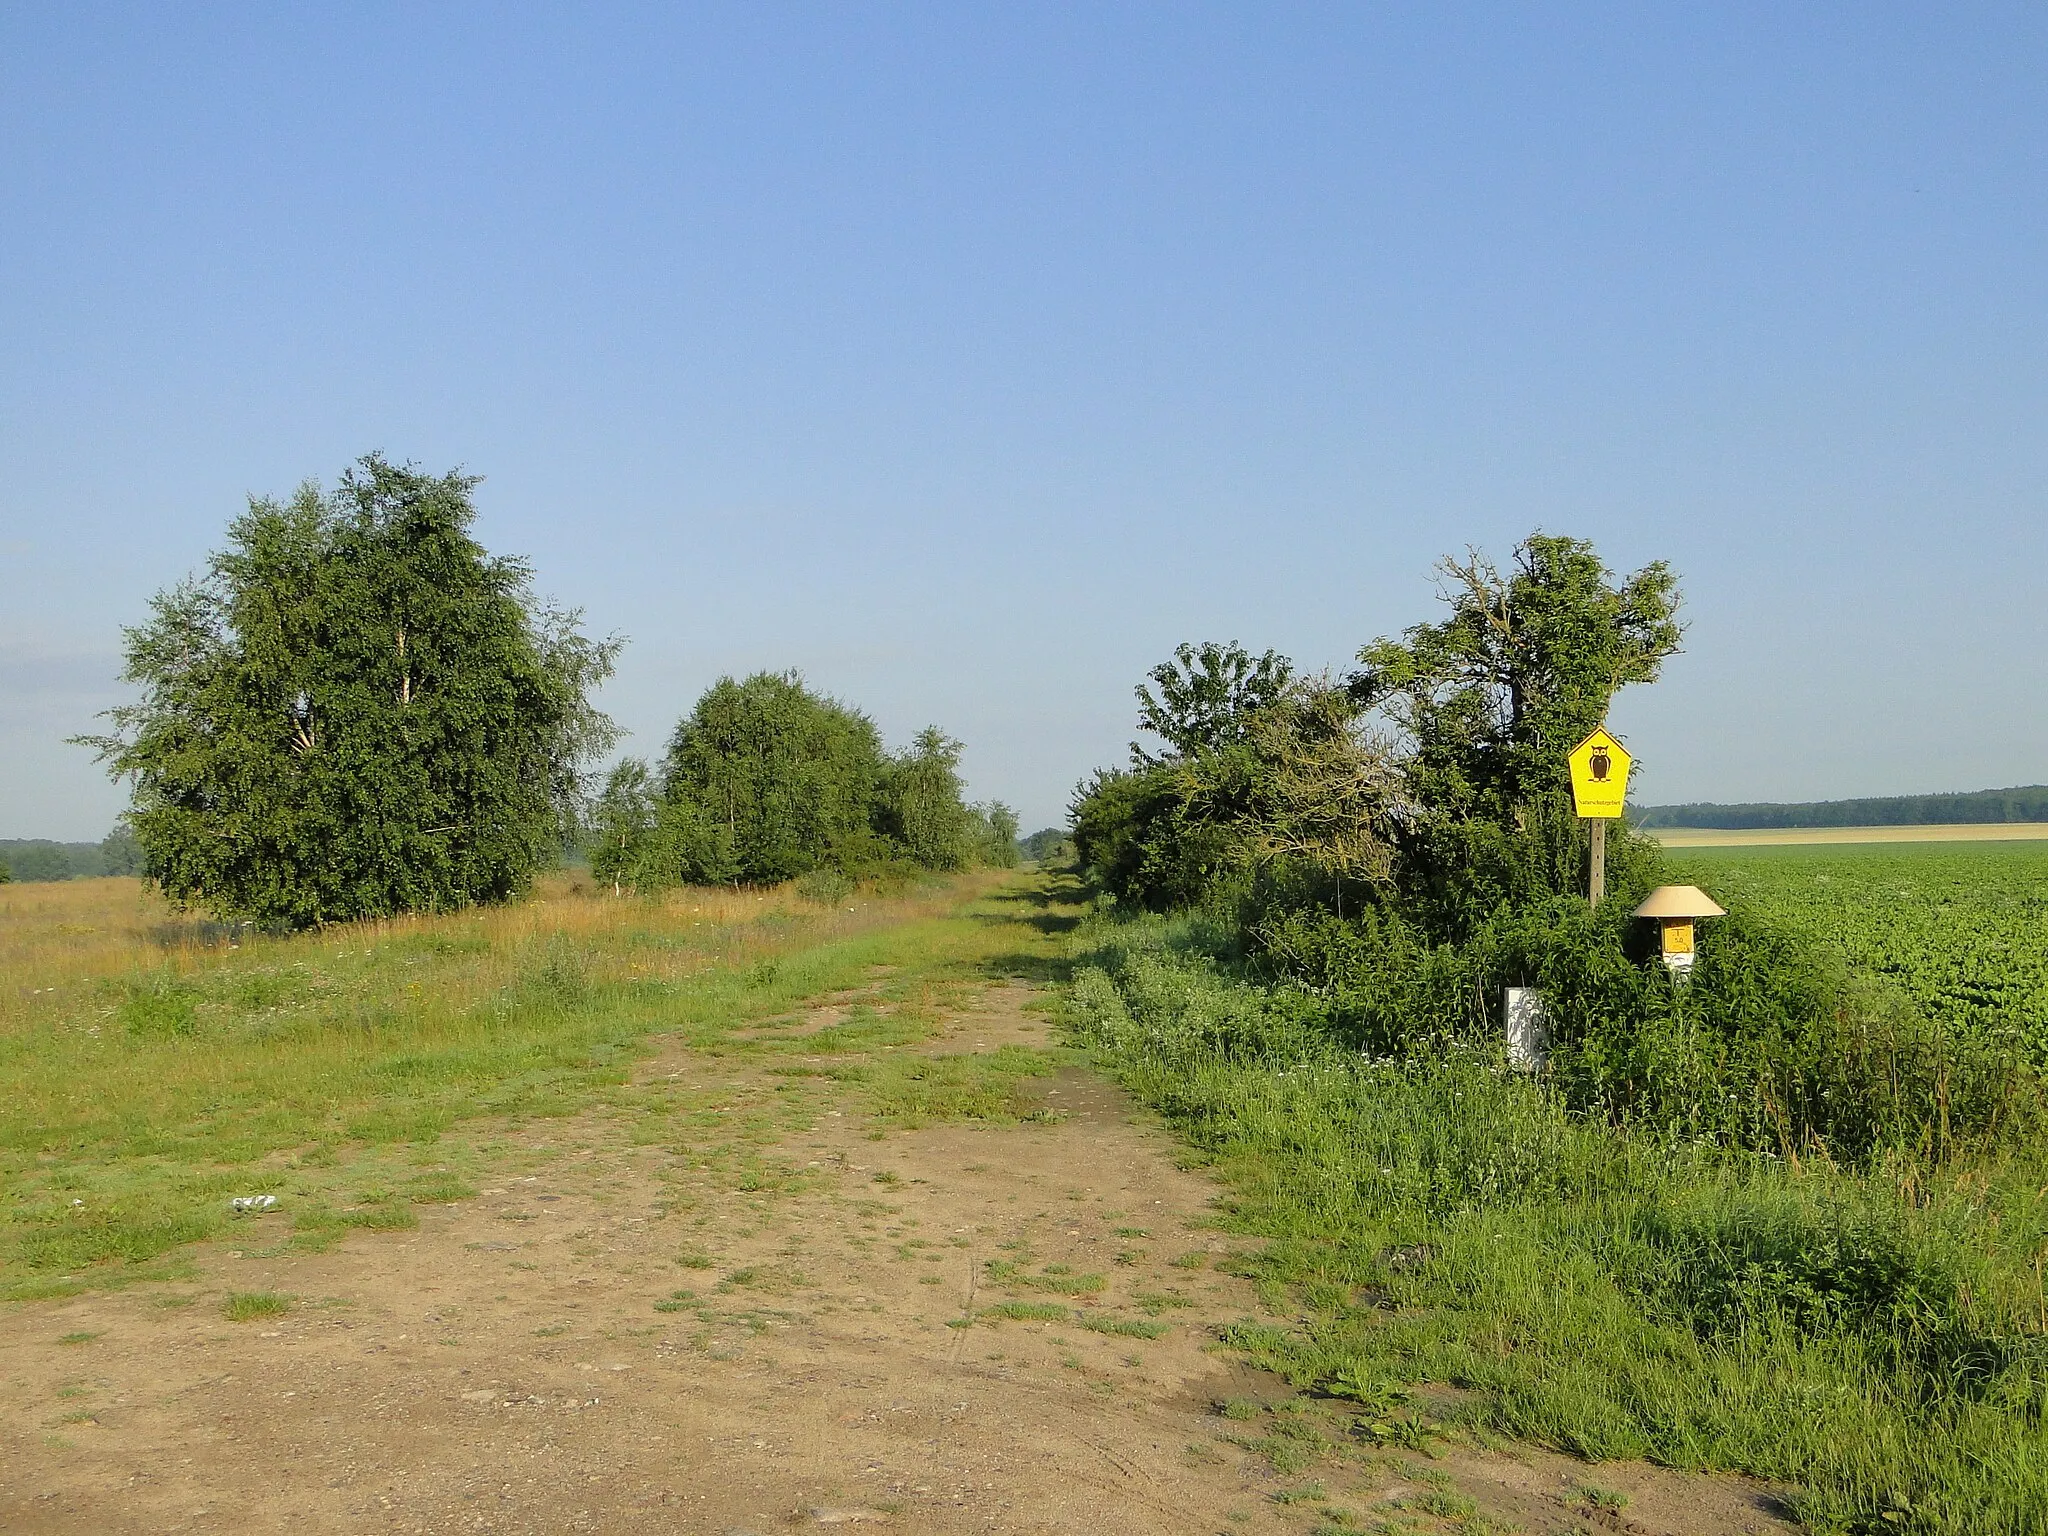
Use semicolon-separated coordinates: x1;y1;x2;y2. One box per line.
1066;910;2048;1536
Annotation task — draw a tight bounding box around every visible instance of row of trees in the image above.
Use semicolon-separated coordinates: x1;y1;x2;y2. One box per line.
587;672;1017;891
0;830;145;883
1073;535;1682;931
1636;784;2048;829
82;456;1012;928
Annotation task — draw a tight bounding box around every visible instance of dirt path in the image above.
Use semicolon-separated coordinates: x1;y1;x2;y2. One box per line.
0;981;1796;1535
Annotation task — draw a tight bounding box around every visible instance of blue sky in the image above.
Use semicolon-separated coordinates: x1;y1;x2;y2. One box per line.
4;4;2045;839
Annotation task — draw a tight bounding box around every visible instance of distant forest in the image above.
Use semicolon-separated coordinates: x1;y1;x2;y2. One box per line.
1632;784;2048;829
0;830;142;883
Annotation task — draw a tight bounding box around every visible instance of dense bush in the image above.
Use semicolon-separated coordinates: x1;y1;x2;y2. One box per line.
1067;534;2039;1166
593;671;1017;890
1216;891;2038;1164
1070;763;1234;911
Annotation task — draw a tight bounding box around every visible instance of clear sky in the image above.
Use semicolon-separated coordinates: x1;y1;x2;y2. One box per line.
4;4;2045;839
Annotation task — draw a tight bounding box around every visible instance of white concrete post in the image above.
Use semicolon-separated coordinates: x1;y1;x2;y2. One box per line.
1505;987;1548;1072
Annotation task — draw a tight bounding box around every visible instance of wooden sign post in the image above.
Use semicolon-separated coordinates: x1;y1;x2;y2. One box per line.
1567;726;1632;906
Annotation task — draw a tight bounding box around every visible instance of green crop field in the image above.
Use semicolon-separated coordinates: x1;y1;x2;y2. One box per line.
1669;840;2048;1055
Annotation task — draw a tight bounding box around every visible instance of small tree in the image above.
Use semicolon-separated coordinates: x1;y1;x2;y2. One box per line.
659;672;889;883
883;727;973;870
588;759;659;894
99;826;145;877
599;678;1001;890
1135;641;1294;763
1352;533;1681;925
970;802;1022;867
80;456;620;927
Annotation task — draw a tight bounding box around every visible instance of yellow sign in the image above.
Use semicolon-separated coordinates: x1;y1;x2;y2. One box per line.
1568;727;1631;818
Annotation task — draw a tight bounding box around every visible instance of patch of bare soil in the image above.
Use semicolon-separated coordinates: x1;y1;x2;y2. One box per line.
0;983;1799;1534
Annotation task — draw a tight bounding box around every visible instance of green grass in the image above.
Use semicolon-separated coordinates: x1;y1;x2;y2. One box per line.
0;869;1076;1299
1066;907;2048;1536
717;1264;808;1295
977;1300;1071;1322
1670;841;2048;1055
1576;1483;1629;1513
223;1290;291;1321
985;1258;1108;1296
1078;1313;1169;1338
1271;1481;1327;1503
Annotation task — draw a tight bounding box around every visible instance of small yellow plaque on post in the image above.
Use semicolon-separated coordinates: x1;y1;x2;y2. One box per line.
1567;727;1632;819
1568;726;1632;906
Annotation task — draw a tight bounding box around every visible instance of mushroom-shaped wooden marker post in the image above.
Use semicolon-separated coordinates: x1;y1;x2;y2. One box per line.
1632;885;1726;977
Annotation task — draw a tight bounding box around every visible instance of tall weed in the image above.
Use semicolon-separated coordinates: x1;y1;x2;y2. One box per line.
1250;896;2039;1163
1067;914;2048;1533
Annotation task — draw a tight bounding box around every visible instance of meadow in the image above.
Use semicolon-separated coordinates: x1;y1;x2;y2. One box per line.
0;869;1063;1304
1065;838;2048;1535
12;841;2048;1531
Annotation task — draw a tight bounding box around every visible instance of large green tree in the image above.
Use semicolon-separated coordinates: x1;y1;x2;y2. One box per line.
881;727;973;871
657;672;891;883
1351;533;1682;924
597;673;1010;889
81;455;620;927
1134;641;1294;763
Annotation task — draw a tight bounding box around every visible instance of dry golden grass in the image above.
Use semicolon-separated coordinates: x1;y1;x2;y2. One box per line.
0;870;994;1034
0;876;188;989
1646;822;2048;848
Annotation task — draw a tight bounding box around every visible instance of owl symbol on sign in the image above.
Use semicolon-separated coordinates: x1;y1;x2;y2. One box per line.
1589;748;1611;782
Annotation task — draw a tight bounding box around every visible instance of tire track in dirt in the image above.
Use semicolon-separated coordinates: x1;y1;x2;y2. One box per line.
0;980;1798;1535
